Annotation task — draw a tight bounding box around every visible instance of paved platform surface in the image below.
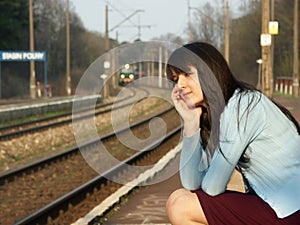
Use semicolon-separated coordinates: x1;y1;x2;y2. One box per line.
0;96;74;109
103;152;245;225
102;95;300;225
273;95;300;122
103;153;181;225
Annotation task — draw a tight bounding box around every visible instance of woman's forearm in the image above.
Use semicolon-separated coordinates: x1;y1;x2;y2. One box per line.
179;129;207;190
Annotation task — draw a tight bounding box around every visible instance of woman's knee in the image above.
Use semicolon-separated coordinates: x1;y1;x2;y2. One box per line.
166;189;194;222
166;188;208;225
166;188;187;209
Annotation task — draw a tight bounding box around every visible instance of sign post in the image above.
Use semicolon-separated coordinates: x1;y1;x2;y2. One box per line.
261;0;271;97
0;51;47;98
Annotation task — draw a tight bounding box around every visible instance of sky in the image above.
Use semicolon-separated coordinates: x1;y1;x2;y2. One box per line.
71;0;244;43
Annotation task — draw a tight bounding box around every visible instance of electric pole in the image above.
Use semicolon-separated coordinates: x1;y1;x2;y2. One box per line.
187;0;193;42
136;18;152;41
102;4;110;98
29;0;36;98
113;31;119;89
270;0;275;96
105;5;109;52
261;0;271;97
293;0;299;97
224;0;230;65
66;0;71;95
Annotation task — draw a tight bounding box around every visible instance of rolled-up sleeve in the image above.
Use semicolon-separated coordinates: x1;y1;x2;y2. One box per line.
201;92;266;196
179;91;266;194
179;129;209;190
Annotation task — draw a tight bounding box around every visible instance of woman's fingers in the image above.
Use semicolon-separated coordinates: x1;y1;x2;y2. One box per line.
172;85;182;100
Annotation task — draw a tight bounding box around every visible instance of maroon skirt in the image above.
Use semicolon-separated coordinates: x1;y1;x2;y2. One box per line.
192;189;300;225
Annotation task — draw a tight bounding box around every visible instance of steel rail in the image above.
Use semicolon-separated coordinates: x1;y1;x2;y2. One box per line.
0;87;143;140
0;106;174;185
14;125;181;225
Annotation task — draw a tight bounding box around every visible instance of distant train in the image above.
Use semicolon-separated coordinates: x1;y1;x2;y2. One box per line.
119;64;136;86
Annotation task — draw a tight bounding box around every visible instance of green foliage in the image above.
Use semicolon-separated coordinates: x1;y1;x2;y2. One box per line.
0;0;29;50
0;0;107;98
272;0;296;79
0;0;298;98
0;0;30;98
231;0;299;84
189;0;299;86
230;1;261;85
191;2;224;47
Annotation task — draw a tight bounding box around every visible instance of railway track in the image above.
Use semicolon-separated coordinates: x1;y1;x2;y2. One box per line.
16;126;181;225
0;87;140;141
0;103;181;224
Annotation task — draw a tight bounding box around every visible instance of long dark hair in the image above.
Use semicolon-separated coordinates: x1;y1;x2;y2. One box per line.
166;42;300;163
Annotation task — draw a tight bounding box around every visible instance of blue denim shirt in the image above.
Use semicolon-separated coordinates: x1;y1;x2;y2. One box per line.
180;90;300;218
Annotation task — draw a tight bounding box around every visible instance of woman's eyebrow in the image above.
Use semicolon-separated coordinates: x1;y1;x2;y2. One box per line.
186;69;194;74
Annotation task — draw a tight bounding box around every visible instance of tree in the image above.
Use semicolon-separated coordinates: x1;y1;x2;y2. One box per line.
190;2;223;47
0;0;30;98
0;0;109;97
229;1;261;85
33;0;107;95
34;0;67;93
272;0;297;80
155;33;185;46
207;0;299;87
0;0;29;50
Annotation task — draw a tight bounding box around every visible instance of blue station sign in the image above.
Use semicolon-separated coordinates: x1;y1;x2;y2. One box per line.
0;51;48;98
0;51;46;61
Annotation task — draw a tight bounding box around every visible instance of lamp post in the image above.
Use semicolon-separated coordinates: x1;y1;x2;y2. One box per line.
66;0;71;96
293;0;299;97
224;0;229;65
261;0;271;97
29;0;36;98
256;59;263;90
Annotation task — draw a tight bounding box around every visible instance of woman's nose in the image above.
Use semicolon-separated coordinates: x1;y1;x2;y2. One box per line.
177;75;186;88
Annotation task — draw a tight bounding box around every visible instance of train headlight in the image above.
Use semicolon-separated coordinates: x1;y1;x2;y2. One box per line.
120;74;125;79
129;74;134;79
124;64;130;70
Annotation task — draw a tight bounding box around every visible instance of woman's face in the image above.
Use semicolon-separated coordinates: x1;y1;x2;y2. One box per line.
172;66;204;108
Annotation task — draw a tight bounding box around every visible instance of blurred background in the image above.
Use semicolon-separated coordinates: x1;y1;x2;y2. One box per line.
0;0;298;99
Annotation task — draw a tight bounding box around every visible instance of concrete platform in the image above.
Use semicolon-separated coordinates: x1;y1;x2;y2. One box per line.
101;95;300;225
273;94;300;122
74;94;300;225
102;153;245;225
103;153;181;225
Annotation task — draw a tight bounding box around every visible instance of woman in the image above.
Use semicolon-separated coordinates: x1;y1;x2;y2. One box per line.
165;42;300;225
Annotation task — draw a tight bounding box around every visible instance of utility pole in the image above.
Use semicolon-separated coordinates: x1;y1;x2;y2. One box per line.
224;0;230;65
293;0;299;97
113;31;119;89
66;0;71;95
102;4;110;98
158;47;162;88
136;16;152;41
261;0;271;97
270;0;275;96
108;8;147;41
105;5;109;52
29;0;36;98
187;0;193;42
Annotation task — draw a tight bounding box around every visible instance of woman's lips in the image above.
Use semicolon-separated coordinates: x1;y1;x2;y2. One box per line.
183;91;192;97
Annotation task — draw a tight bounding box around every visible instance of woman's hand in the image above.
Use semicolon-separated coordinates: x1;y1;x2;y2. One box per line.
172;85;202;136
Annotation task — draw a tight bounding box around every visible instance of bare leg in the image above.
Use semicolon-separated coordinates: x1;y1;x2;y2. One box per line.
166;188;208;225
